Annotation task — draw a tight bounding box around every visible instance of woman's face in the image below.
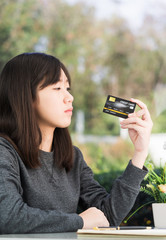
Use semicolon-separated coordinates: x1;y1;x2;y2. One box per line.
34;69;74;131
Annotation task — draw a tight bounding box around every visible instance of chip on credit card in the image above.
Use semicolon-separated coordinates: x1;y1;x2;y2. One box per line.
103;95;136;119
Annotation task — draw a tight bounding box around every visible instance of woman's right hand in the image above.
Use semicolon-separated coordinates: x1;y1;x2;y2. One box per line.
79;207;109;229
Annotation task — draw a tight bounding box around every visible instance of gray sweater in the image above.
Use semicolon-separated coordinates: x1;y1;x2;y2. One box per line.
0;137;147;234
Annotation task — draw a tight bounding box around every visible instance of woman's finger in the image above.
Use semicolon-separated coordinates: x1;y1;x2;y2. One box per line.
128;109;146;119
130;98;151;120
121;116;147;128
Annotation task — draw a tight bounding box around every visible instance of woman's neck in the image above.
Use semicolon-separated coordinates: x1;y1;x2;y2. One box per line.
39;127;54;152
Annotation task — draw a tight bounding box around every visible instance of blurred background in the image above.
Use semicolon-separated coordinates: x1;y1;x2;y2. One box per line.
1;0;166;226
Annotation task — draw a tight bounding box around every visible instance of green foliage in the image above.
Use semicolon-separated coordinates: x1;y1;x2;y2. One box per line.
94;169;123;192
123;191;154;226
0;0;45;71
122;162;166;225
84;96;120;135
75;139;133;175
141;162;166;203
0;0;166;133
152;110;166;133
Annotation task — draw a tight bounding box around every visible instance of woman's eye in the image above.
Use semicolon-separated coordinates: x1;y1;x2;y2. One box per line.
54;87;61;90
53;87;71;91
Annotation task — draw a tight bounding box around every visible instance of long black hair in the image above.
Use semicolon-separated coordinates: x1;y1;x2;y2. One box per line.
0;53;73;171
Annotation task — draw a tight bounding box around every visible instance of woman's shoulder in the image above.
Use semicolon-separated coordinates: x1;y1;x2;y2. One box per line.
73;145;84;160
0;136;21;166
0;136;15;149
73;145;81;154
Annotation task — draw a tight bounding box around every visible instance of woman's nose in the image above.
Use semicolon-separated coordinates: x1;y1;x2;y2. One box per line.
64;92;74;104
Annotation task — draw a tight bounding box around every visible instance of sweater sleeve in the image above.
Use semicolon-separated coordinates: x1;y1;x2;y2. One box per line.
0;144;83;234
78;148;147;226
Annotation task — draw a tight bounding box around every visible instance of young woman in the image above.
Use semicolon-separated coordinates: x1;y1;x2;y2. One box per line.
0;53;153;234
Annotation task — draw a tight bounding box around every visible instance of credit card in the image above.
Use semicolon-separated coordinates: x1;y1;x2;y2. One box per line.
103;95;136;119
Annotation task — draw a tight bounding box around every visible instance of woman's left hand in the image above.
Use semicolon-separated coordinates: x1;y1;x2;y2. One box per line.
120;98;153;168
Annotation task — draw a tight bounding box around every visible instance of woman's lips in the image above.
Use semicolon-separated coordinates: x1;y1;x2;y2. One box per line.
64;107;73;115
